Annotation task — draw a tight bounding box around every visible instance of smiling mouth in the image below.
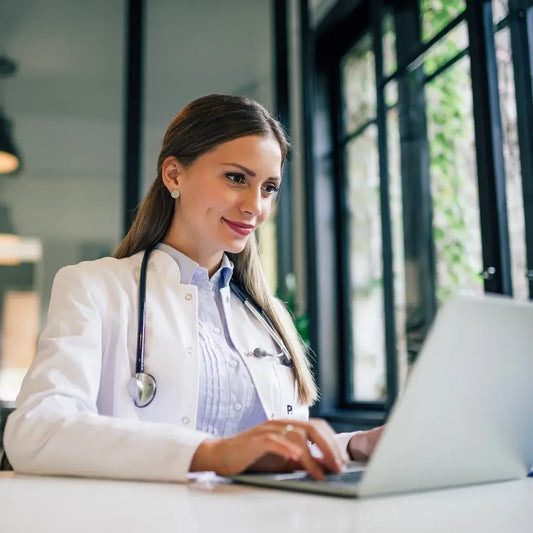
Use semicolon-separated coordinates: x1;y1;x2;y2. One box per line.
223;218;255;236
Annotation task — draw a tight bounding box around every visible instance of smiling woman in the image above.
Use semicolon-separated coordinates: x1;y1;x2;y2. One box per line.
3;94;382;481
161;134;282;273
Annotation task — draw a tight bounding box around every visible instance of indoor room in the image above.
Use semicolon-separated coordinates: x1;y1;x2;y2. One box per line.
0;0;532;530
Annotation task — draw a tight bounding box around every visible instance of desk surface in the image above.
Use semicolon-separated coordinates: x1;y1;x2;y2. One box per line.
1;471;532;533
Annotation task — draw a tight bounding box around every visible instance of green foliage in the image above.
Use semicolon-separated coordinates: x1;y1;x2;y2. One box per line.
421;0;466;42
422;0;483;304
277;280;310;349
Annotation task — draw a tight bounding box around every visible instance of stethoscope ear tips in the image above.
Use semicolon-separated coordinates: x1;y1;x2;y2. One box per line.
127;372;157;408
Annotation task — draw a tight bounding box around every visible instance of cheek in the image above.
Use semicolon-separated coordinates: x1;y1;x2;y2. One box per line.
187;191;223;217
259;199;274;222
206;188;236;212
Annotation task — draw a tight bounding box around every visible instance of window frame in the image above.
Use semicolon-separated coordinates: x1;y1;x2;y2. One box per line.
301;0;533;428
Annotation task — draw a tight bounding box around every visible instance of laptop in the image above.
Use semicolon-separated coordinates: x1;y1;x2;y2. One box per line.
228;293;533;497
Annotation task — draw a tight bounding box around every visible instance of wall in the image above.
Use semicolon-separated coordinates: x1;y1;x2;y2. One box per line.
0;0;274;397
0;0;274;323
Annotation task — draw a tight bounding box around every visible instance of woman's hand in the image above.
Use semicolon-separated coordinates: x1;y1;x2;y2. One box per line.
347;425;385;461
190;418;349;480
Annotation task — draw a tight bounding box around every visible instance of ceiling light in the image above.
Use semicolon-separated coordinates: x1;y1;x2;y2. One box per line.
0;55;21;174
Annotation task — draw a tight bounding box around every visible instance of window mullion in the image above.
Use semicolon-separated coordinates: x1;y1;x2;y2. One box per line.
509;0;533;298
394;0;437;364
372;0;398;411
466;0;512;295
333;60;353;407
273;0;294;301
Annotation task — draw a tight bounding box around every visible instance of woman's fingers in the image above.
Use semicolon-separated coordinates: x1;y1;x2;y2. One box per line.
261;419;347;478
192;418;349;479
283;425;329;479
250;431;304;464
191;428;302;475
295;419;348;473
210;428;306;476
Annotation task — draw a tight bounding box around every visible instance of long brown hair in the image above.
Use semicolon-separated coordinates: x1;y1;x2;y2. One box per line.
114;94;317;405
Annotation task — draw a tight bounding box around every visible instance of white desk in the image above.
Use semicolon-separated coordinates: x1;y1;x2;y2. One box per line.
1;471;532;533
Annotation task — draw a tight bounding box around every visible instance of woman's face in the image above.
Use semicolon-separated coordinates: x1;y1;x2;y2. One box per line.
163;134;282;271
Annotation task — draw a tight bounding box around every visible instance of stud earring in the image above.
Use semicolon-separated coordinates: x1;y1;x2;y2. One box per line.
170;190;180;199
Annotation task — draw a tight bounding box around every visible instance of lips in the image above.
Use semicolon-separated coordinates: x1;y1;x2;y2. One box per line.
223;218;255;236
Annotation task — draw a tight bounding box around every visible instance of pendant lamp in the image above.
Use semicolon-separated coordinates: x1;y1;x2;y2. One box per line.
0;56;21;174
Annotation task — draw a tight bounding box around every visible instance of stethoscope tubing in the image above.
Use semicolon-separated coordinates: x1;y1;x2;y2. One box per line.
230;282;292;366
131;245;293;408
136;243;157;375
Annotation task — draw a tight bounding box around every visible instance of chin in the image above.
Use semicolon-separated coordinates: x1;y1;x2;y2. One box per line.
224;239;249;255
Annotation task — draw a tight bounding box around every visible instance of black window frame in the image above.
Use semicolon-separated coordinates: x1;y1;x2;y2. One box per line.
300;0;533;429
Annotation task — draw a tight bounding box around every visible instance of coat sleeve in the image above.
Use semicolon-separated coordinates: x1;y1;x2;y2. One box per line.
336;431;359;455
3;264;210;482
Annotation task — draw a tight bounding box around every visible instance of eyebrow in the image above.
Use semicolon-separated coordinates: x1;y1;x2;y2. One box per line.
222;162;281;182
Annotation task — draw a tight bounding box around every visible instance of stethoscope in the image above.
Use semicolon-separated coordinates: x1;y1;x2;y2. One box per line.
127;244;293;408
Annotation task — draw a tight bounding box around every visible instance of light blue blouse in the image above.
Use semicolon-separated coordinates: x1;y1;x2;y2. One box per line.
157;243;267;437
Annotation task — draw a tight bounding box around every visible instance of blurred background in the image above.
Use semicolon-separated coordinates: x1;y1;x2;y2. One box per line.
0;0;276;403
0;0;531;433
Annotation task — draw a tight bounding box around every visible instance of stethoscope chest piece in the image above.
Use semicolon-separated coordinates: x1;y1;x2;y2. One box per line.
128;245;294;408
127;372;157;408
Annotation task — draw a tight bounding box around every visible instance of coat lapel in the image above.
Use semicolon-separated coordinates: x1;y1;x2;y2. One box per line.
135;250;201;427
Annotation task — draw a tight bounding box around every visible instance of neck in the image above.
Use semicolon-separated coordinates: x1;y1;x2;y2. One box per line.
162;234;223;277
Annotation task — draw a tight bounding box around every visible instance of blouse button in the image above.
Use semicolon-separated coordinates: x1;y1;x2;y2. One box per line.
186;347;193;355
182;416;190;425
233;402;242;411
229;359;238;368
225;296;230;303
213;327;221;335
185;293;192;301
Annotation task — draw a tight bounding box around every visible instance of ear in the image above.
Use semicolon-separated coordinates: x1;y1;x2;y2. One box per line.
161;156;183;193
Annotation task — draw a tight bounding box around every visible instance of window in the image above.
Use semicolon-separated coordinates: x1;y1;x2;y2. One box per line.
308;0;533;425
341;36;386;402
423;14;483;304
492;0;528;300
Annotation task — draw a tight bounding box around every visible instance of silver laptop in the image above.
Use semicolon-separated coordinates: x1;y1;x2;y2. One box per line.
229;293;533;497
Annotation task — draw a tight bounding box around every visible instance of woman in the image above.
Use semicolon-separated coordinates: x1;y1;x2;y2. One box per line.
4;94;382;481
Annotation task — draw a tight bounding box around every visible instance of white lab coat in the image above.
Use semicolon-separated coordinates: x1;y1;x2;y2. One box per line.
5;249;333;481
5;249;354;481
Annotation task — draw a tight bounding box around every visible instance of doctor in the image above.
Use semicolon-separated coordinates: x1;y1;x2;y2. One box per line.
4;94;382;481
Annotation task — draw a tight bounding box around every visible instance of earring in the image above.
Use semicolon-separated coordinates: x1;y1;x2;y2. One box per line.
170;190;180;199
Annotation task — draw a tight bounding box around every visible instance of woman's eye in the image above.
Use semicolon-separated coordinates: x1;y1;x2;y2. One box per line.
263;183;280;195
226;173;246;184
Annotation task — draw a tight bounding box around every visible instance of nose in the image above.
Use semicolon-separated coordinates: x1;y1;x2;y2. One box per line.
240;186;263;217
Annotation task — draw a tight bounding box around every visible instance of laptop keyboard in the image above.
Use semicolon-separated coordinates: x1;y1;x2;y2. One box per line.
291;469;364;485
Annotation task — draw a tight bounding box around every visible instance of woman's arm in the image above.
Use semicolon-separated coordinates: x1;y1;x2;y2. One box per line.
4;264;209;482
347;426;385;461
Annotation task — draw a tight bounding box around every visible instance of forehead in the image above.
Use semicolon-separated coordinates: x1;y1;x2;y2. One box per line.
203;135;282;166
